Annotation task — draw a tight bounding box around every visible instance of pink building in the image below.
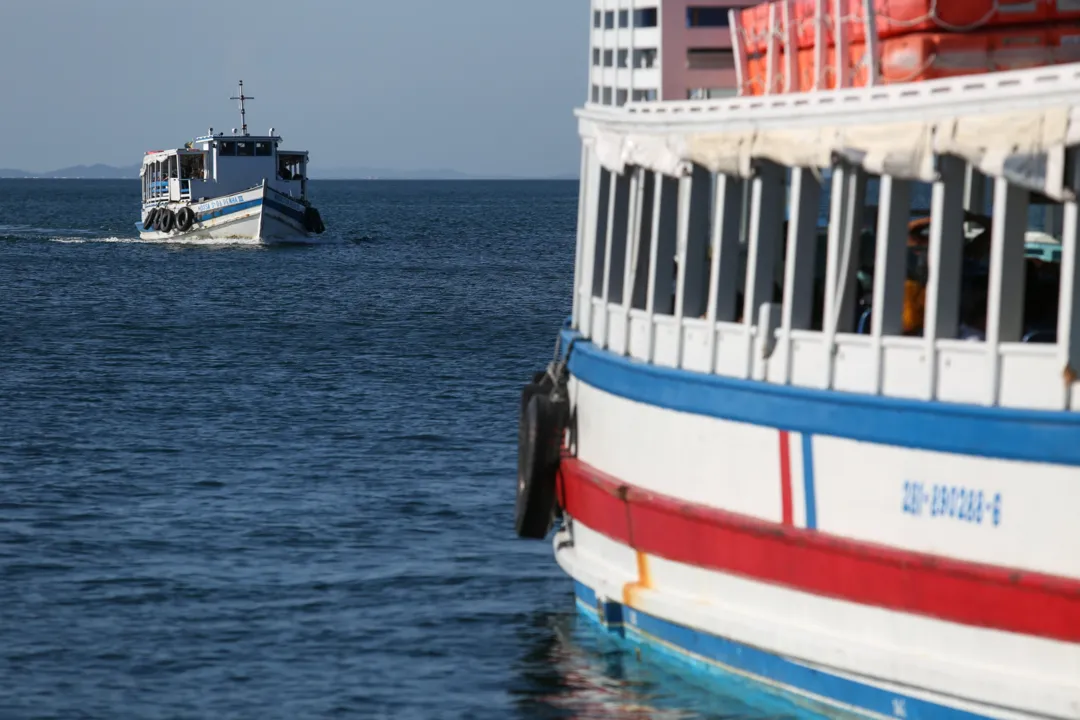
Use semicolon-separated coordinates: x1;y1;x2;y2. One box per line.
588;0;760;106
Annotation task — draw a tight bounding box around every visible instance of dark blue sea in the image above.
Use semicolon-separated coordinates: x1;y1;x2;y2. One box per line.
0;180;808;720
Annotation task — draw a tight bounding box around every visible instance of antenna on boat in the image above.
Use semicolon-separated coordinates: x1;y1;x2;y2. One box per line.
230;80;254;136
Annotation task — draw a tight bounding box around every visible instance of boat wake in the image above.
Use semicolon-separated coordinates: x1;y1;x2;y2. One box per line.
48;235;265;247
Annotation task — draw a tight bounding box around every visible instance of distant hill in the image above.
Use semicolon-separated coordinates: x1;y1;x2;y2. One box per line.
313;166;577;181
0;163;141;179
0;163;577;181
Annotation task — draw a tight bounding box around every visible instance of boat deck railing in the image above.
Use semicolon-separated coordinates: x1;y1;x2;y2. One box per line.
570;63;1080;413
144;178;192;204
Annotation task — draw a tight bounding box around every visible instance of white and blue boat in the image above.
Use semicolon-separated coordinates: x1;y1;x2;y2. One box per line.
511;2;1080;719
137;81;325;243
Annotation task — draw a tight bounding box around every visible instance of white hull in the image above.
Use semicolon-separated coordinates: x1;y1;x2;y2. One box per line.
137;184;325;244
549;333;1080;720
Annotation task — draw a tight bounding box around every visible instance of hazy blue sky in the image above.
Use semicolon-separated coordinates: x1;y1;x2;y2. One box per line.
0;1;587;176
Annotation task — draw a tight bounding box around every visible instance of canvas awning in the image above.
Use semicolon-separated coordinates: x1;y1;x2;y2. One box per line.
590;106;1080;201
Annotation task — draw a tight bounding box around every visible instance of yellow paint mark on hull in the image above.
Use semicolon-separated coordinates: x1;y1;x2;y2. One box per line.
622;551;652;607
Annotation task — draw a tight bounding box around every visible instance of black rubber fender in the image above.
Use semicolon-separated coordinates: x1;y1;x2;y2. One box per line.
175;206;195;232
515;391;563;539
304;206;325;234
144;208;158;231
157;209;175;233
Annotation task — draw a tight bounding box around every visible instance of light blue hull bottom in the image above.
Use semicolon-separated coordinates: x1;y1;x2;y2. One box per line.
572;581;993;720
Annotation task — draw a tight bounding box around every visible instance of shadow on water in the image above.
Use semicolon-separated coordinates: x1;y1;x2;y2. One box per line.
509;610;818;720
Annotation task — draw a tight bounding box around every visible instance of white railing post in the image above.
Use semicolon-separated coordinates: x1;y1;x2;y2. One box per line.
861;0;879;87
743;161;785;380
870;175;911;394
833;0;848;89
963;164;987;214
985;178;1030;406
783;0;798;93
580;157;605;340
571;142;591;329
1058;151;1080;410
622;167;644;352
825;166;867;388
822;164;848;388
730;9;748;96
923;155;967;400
644;173;664;362
684;166;714;319
674;174;693;367
780;167;823;383
765;4;780;95
599;173;618;348
813;0;827;90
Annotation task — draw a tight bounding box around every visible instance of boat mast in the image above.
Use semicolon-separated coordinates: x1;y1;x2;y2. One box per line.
230;80;254;136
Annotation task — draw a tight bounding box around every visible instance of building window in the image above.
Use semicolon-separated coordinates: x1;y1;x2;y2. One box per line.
591;84;600;103
687;7;730;27
603;49;613;67
617;49;629;68
688;87;738;100
593;48;601;66
618;10;629;28
634;48;658;69
604;10;614;29
632;89;658;102
633;8;658;28
616;89;629;106
602;86;613;105
593;10;601;28
687;48;735;70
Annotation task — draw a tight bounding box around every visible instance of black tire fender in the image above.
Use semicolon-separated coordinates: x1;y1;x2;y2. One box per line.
175;206;195;232
515;391;564;539
157;209;175;233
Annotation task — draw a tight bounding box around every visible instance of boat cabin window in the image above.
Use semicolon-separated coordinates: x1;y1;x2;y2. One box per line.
255;141;273;157
236;141;255;157
218;141;236;156
180;154;205;180
278;153;305;181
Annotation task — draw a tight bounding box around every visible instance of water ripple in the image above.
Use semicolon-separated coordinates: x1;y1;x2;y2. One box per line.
0;179;794;720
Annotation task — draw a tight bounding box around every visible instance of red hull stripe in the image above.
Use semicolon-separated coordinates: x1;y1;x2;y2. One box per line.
558;456;1080;643
778;431;793;526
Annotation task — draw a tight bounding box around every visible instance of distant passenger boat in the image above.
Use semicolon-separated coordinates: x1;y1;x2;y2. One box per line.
136;81;326;243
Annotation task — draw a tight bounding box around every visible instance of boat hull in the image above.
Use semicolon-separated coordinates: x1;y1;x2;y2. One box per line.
136;184;324;244
552;330;1080;720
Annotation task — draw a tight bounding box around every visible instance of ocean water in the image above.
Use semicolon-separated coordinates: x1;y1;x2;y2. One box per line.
0;180;800;720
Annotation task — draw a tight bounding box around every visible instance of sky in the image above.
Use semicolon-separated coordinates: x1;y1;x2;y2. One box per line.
0;1;588;177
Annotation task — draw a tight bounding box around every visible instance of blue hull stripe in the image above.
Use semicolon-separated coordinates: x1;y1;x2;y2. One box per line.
264;197;306;224
195;199;262;223
802;434;817;530
560;329;1080;466
572;581;990;720
144;197;304;226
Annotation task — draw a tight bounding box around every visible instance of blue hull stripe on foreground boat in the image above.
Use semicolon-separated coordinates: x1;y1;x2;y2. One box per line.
572;581;990;720
802;433;818;530
559;329;1080;466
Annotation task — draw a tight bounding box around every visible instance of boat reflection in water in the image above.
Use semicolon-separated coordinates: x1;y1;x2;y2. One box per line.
515;610;835;719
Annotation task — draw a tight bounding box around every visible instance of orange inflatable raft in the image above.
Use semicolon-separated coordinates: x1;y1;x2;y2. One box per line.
742;22;1080;95
738;0;1080;55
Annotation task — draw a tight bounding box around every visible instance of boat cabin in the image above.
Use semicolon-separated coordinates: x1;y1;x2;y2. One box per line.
141;127;309;205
